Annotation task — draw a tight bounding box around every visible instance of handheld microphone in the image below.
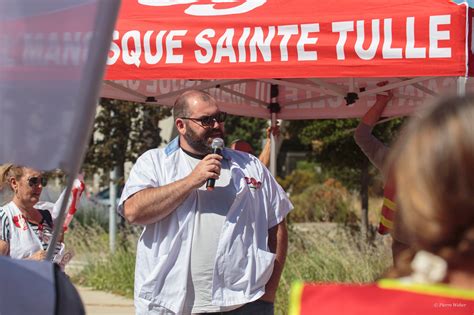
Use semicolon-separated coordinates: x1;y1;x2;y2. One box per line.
206;137;224;191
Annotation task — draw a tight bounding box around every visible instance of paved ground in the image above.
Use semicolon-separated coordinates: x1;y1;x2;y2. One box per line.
77;286;135;315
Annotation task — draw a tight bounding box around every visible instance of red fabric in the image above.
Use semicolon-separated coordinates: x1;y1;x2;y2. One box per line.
106;0;468;80
63;180;85;231
377;224;391;235
299;283;474;315
0;3;97;80
468;8;474;76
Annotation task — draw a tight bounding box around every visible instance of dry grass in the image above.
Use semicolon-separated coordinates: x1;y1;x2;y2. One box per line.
274;223;392;314
66;222;393;314
350;196;384;226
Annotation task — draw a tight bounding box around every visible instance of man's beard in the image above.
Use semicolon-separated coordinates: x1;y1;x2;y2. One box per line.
183;126;224;154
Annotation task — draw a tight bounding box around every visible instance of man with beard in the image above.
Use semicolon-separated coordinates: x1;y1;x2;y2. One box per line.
118;90;293;315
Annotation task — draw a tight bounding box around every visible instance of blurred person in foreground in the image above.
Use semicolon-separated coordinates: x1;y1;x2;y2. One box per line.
386;95;474;289
0;256;85;315
354;83;409;261
231;124;280;168
289;96;474;315
119;90;292;314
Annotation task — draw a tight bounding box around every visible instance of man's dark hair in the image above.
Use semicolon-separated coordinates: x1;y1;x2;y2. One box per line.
173;90;213;121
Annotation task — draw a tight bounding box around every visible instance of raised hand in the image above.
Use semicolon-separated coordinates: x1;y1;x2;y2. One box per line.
266;123;280;139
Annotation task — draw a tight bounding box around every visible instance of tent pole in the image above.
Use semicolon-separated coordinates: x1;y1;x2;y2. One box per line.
109;167;118;253
359;77;434;97
268;84;280;176
270;113;277;175
457;76;467;96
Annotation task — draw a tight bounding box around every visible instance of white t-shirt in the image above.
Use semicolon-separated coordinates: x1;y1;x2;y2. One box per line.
182;153;241;313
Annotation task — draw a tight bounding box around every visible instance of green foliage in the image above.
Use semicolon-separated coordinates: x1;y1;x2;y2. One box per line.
130;105;171;161
321;165;364;192
290;119;363;190
84;99;136;176
278;162;358;225
83;99;171;186
65;221;110;257
287;117;404;190
74;248;136;298
223;114;268;155
289;178;358;224
68;222;138;298
69;206;109;231
277;162;321;195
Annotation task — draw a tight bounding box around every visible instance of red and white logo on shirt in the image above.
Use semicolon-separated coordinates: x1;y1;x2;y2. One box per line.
245;176;262;189
12;215;28;231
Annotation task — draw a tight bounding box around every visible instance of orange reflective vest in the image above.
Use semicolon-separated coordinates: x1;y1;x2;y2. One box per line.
289;279;474;315
378;175;396;235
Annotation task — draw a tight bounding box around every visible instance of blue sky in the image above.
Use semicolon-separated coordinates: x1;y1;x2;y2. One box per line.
451;0;474;7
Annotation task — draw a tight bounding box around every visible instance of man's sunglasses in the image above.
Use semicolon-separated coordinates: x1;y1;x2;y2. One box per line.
27;176;48;187
180;112;227;128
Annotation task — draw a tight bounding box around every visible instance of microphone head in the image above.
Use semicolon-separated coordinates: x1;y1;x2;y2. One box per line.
210;137;224;149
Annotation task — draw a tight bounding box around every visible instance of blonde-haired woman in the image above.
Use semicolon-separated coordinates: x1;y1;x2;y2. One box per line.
0;164;57;260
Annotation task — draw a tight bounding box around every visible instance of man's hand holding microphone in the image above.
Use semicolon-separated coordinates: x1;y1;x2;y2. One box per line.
187;138;224;190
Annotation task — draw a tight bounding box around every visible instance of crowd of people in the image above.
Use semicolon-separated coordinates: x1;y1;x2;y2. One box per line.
1;88;474;314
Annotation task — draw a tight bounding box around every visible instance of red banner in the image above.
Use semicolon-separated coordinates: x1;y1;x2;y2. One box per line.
105;0;469;80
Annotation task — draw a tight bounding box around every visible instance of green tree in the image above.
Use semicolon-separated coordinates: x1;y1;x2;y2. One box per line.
224;114;268;155
83;99;171;186
289;118;403;189
287;117;404;233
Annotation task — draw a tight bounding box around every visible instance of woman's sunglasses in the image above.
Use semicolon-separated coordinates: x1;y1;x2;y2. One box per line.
27;176;48;187
180;112;227;128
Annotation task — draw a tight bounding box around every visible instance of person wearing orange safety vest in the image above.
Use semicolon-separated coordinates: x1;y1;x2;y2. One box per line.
289;277;474;315
353;84;409;261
